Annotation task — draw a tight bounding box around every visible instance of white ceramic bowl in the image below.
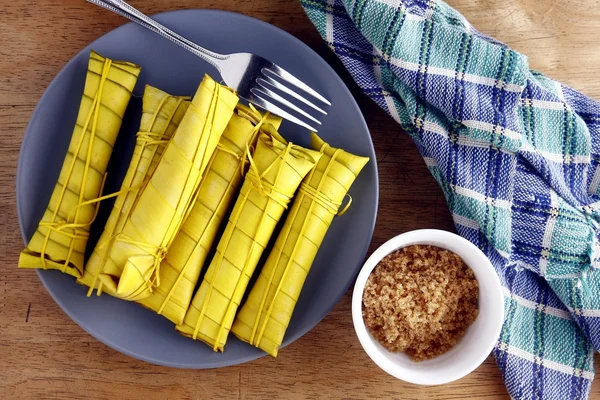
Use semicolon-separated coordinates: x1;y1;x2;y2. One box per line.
352;229;504;385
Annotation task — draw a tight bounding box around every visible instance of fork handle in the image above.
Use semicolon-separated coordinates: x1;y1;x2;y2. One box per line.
87;0;226;72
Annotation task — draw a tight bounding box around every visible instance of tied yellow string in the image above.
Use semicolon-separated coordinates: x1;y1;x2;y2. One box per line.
314;146;352;217
38;222;90;240
192;137;295;349
215;104;268;176
39;174;107;240
107;233;168;300
136;132;171;146
39;57;113;273
244;142;294;209
87;95;185;296
297;185;352;216
236;103;262;125
38;173;147;242
337;193;353;216
40;172;112;241
298;183;340;214
157;107;271;315
215;142;242;159
305;147;353;216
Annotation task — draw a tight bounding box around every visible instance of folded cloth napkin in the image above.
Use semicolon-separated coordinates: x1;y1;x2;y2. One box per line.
301;0;600;398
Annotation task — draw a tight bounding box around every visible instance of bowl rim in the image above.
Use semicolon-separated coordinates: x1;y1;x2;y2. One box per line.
351;229;504;385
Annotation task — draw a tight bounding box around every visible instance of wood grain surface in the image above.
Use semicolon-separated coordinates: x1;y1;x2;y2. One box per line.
1;0;600;399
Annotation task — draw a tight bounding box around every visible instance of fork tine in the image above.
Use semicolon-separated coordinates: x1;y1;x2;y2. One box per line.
249;94;320;132
252;86;322;126
263;65;332;106
257;76;327;116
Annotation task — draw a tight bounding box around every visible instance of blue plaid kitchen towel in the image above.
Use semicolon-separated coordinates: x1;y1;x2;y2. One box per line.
300;0;600;398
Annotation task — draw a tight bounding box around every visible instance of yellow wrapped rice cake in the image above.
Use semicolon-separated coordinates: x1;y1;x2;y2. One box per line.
19;51;141;278
78;85;190;293
85;74;238;301
137;105;281;324
177;131;321;351
231;133;369;356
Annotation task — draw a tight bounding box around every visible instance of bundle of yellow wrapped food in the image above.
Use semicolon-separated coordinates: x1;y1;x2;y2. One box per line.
232;133;369;356
82;74;238;301
78;85;190;293
19;51;141;278
137;105;282;324
19;49;371;358
176;131;321;351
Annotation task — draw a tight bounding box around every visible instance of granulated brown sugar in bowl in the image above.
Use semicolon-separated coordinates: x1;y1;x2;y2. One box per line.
362;245;479;361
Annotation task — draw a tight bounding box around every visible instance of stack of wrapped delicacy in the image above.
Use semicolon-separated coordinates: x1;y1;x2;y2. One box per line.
19;52;369;357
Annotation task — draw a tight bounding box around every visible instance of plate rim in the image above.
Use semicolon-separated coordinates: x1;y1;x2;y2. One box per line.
16;8;379;368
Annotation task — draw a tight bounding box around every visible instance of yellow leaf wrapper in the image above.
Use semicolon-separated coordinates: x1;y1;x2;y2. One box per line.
137;105;282;325
176;132;321;351
19;51;141;278
78;85;190;292
231;133;369;356
84;75;238;301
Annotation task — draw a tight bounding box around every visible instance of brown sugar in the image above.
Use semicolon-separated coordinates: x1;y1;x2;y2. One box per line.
362;245;479;361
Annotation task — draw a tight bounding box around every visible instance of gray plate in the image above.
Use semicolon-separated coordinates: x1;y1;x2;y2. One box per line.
16;9;378;368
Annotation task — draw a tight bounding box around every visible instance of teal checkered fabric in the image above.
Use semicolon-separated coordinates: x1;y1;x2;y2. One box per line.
300;0;600;398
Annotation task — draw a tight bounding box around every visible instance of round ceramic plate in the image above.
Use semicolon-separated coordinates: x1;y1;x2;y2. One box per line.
17;9;378;368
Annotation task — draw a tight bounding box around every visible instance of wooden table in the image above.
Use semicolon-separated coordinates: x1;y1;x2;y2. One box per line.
2;0;600;398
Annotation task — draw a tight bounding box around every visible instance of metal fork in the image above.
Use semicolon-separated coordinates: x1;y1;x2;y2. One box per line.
87;0;330;131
